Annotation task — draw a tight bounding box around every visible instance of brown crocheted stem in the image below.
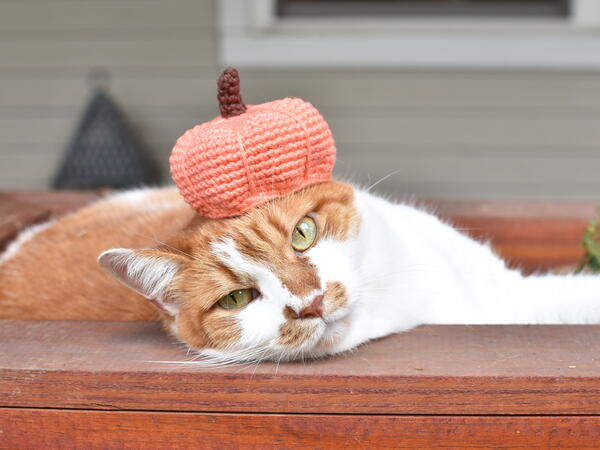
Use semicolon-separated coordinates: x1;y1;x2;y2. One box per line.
217;67;247;118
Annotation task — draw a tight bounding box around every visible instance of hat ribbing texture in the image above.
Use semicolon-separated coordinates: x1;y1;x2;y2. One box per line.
170;97;336;219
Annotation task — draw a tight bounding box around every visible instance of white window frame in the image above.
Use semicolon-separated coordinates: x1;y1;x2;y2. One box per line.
219;0;600;68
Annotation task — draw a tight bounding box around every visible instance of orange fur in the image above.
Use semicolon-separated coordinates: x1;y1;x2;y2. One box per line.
0;182;358;351
278;320;318;347
0;188;193;321
323;281;348;316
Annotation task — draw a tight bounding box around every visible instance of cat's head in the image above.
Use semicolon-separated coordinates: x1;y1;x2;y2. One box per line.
99;181;361;363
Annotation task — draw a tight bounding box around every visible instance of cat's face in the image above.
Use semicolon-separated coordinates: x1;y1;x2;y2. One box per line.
99;181;361;363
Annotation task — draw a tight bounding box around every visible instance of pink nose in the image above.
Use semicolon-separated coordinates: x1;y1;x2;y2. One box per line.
298;295;324;319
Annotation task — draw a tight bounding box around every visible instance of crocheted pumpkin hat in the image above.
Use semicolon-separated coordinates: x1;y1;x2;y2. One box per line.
169;68;336;219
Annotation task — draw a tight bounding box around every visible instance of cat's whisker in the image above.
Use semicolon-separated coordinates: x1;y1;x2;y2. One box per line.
118;229;203;262
274;352;284;375
190;344;276;367
251;354;267;377
366;169;404;192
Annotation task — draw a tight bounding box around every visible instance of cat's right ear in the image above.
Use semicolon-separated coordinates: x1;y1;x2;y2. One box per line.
98;248;186;316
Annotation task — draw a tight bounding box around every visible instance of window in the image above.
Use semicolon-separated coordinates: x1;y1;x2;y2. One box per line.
277;0;570;18
219;0;600;68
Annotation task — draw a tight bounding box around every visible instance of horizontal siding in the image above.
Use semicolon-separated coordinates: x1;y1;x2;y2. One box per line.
340;155;600;184
0;152;65;190
4;113;600;148
0;39;214;69
0;0;215;191
6;71;600;108
6;149;600;197
0;1;214;33
342;180;600;200
0;0;599;201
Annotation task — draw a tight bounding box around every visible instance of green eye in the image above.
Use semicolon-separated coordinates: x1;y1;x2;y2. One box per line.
292;215;317;252
217;289;255;310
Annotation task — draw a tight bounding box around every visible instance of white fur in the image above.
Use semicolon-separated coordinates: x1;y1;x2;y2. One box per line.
320;188;600;354
93;186;600;364
210;238;325;361
198;187;600;362
0;220;53;265
98;248;180;315
110;188;182;214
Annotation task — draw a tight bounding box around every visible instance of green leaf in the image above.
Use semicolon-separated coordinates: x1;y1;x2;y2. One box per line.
577;205;600;273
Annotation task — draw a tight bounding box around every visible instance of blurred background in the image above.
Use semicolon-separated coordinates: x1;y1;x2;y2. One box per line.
1;0;600;199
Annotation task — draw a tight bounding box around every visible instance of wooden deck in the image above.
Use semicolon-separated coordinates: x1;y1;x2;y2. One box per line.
1;191;599;448
2;320;600;448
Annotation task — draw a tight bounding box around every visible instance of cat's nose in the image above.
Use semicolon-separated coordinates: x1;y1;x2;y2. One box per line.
298;295;324;319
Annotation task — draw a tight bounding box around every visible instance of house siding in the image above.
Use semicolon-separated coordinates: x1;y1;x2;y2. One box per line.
1;0;599;200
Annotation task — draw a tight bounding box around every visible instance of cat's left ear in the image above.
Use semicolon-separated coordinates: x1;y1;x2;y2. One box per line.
98;248;186;316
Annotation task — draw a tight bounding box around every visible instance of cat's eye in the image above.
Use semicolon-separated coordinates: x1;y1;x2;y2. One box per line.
292;215;317;252
217;288;257;310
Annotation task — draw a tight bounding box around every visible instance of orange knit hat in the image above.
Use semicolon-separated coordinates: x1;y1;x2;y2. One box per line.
169;68;336;219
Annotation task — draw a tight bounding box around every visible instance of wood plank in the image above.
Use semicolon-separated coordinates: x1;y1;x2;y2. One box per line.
453;218;588;270
429;199;594;269
2;320;600;414
0;202;49;252
0;191;98;251
2;409;600;449
0;191;99;217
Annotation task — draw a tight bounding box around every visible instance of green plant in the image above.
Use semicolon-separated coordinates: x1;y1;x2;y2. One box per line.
576;206;600;273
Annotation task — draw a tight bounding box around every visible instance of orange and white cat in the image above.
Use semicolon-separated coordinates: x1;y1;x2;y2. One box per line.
1;181;600;364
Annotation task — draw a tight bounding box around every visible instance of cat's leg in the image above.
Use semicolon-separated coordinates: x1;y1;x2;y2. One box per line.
502;273;600;324
422;270;600;326
451;271;600;325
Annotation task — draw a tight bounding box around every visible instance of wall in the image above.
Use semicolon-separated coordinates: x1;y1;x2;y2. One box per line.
1;0;599;199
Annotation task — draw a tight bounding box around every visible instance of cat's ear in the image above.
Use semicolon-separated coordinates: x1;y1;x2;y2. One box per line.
98;248;186;316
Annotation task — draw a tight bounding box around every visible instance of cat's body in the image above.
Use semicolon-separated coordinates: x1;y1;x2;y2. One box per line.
1;182;599;363
0;188;194;321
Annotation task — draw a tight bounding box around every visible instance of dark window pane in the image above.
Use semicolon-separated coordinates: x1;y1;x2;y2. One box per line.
277;0;570;18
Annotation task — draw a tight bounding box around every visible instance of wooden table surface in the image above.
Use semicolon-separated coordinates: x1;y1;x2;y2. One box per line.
1;191;600;448
2;320;600;448
2;320;600;415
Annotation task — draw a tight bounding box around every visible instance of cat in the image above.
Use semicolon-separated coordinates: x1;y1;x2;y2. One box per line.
1;181;599;365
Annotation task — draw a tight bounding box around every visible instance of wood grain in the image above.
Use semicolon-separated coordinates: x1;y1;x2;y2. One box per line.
430;199;595;271
0;191;98;252
2;320;600;415
2;409;600;449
